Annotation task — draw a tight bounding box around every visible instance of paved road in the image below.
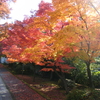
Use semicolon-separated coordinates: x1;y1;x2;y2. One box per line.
0;76;13;100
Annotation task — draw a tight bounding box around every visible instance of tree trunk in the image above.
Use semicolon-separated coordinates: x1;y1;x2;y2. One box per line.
22;64;24;75
61;78;69;93
86;62;94;88
32;63;36;82
54;70;68;93
50;71;53;80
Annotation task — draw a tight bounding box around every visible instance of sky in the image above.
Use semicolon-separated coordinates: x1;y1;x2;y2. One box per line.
0;0;52;24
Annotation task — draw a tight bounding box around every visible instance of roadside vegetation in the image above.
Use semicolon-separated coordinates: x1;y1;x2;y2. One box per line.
3;57;100;100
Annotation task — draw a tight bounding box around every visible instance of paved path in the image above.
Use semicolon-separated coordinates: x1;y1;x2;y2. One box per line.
0;64;46;100
0;76;13;100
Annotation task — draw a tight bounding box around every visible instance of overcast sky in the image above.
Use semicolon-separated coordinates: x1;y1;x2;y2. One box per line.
0;0;52;24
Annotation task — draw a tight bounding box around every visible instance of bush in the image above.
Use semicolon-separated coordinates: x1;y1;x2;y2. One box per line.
75;72;88;85
66;89;86;100
8;63;33;75
66;88;100;100
71;59;88;86
88;90;100;100
92;71;100;88
13;64;23;74
58;79;75;89
8;62;18;69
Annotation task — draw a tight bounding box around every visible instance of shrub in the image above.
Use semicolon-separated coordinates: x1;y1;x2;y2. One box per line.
13;64;23;74
71;60;88;86
66;88;100;100
88;90;100;100
14;63;34;75
75;72;88;85
66;89;86;100
92;71;100;88
8;62;18;69
8;63;33;75
58;79;75;89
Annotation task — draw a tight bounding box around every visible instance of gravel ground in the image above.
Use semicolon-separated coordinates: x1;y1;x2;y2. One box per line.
0;64;46;100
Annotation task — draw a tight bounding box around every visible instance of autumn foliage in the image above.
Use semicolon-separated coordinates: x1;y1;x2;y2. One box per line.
0;0;16;41
1;0;100;89
0;0;16;19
